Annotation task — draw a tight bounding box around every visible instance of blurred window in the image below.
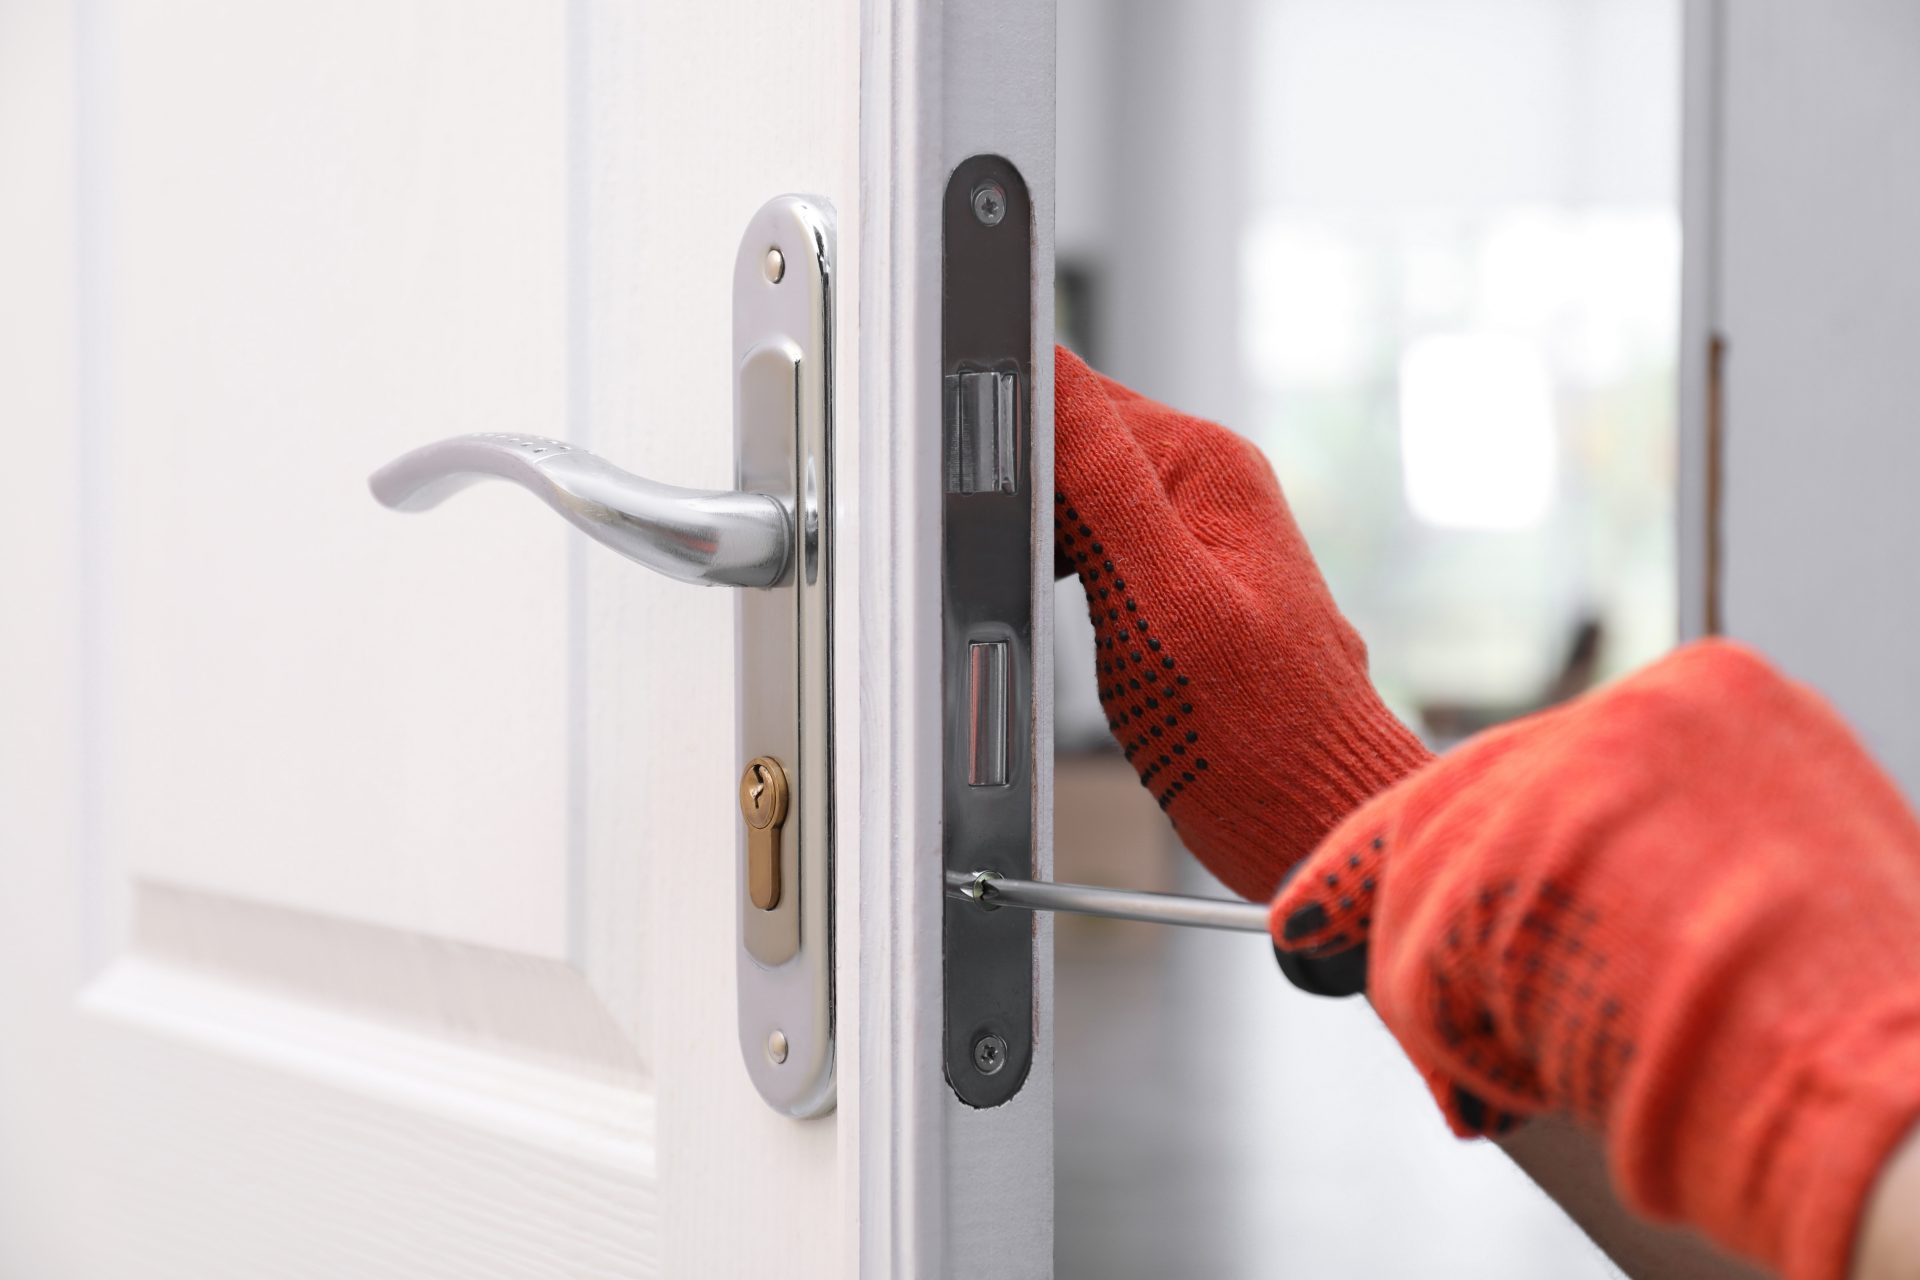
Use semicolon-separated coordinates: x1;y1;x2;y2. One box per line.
1239;0;1680;741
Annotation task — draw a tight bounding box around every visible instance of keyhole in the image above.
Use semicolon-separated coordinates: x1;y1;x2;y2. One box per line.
750;765;771;813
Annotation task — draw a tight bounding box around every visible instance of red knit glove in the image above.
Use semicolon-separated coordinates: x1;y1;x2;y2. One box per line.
1054;346;1431;899
1272;639;1920;1280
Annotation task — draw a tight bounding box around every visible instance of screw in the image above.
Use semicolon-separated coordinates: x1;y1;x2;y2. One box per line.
972;1032;1008;1076
763;246;786;283
959;869;1002;911
971;181;1007;227
767;1029;789;1064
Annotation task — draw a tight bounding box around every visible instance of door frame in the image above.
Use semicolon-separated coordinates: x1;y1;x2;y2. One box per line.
1677;0;1722;643
852;1;1058;1272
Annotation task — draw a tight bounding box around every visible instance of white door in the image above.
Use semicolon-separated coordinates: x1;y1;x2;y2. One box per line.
0;3;1055;1275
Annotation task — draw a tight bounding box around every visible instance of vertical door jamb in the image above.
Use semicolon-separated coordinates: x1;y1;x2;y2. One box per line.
851;1;1057;1274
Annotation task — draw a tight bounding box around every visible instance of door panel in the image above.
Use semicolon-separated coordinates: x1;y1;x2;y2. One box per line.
99;0;577;959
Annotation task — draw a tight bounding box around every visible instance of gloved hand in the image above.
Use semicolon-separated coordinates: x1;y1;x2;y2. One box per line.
1054;346;1430;899
1271;639;1920;1280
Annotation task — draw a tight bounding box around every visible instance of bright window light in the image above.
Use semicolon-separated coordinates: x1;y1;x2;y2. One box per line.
1399;332;1557;530
1240;219;1366;388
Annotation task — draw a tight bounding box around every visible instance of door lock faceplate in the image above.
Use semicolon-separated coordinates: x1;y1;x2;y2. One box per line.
941;155;1037;1108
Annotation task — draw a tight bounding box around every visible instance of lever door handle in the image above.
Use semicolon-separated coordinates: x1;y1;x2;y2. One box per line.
369;432;791;589
366;195;839;1119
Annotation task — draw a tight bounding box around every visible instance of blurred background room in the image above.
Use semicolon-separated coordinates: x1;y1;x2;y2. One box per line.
1052;1;1679;1275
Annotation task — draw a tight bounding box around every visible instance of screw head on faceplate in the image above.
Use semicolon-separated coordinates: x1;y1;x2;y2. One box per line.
972;1032;1008;1075
763;246;786;284
970;181;1007;227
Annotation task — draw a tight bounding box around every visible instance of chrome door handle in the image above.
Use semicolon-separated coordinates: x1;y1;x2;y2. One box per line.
366;195;839;1121
369;433;791;588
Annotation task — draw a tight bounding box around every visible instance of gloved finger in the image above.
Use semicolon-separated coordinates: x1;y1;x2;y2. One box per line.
1266;845;1382;998
1271;939;1370;998
1059;347;1295;575
1055;348;1189;539
1055;352;1221;606
1096;395;1302;573
1425;1064;1527;1138
1269;821;1389;956
1367;871;1555;1132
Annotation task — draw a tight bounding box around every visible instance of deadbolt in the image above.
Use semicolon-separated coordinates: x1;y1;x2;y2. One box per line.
739;756;790;910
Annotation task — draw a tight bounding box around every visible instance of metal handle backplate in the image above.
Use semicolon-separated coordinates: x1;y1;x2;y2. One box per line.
368;194;838;1120
731;196;835;1119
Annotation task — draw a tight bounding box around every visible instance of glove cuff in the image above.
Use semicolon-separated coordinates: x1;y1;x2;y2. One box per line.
1620;989;1920;1280
1757;1003;1920;1280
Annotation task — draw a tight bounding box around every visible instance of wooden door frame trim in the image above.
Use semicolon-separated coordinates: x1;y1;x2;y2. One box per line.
1678;0;1725;641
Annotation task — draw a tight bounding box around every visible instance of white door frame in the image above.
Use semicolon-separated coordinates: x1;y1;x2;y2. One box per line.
853;2;1058;1273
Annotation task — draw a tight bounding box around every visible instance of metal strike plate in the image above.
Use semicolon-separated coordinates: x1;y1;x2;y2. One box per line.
942;156;1036;1108
735;195;835;1119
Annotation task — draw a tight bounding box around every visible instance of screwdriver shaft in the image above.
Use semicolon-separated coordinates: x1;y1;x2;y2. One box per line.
946;869;1271;935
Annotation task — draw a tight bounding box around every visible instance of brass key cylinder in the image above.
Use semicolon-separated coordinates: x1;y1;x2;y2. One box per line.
738;756;790;910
